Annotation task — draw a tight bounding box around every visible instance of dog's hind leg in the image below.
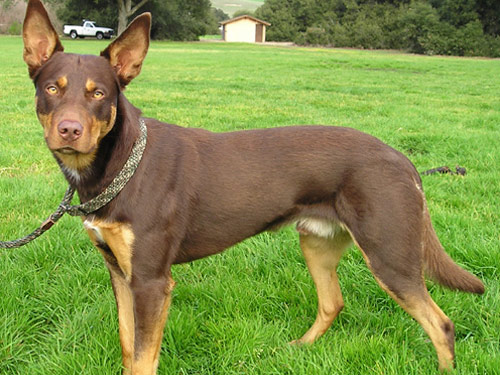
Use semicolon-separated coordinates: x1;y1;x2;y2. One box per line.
359;252;455;372
292;229;352;344
338;183;456;371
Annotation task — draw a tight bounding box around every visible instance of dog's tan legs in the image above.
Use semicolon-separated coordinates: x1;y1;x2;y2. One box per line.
334;181;456;371
399;295;455;372
130;276;175;375
293;231;352;344
110;270;135;375
354;238;455;371
367;269;455;371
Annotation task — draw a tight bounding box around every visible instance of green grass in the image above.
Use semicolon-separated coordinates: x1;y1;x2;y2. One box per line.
200;34;223;40
0;35;499;374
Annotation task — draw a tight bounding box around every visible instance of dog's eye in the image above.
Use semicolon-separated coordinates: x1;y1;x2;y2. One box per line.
93;90;105;99
46;85;58;95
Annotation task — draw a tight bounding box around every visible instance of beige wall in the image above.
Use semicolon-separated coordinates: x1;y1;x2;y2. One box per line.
225;19;265;43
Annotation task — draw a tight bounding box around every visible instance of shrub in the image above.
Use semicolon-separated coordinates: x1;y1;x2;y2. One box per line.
329;22;351;47
455;20;490;56
255;0;300;42
402;1;442;54
417;20;457;55
347;12;385;49
7;21;22;35
484;35;500;58
297;27;331;46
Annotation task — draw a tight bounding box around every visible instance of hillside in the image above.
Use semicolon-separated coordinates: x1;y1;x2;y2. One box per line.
211;0;263;16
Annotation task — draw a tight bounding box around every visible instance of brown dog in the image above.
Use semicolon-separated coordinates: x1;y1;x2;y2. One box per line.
22;1;483;373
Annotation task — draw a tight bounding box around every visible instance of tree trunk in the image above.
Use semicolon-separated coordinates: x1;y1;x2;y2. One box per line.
117;0;150;36
117;0;129;36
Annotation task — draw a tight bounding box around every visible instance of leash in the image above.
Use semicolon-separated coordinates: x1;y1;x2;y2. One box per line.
0;119;147;249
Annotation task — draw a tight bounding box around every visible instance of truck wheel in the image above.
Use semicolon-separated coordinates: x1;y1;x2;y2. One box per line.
96;32;104;40
70;30;77;39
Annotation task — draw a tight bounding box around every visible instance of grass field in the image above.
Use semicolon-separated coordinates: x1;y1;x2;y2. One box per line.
0;35;499;374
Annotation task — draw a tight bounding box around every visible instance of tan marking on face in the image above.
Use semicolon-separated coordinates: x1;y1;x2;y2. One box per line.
85;78;97;92
45;105;116;171
95;105;117;142
38;112;91;170
37;112;53;136
57;75;67;89
56;110;115;172
84;219;134;281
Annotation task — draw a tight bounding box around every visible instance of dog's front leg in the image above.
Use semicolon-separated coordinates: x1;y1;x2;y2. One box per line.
129;274;175;375
109;270;135;374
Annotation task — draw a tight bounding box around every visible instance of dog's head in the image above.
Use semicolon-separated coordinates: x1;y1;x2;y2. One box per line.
22;0;150;171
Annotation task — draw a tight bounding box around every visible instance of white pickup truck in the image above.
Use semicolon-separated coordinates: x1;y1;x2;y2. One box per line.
63;20;114;40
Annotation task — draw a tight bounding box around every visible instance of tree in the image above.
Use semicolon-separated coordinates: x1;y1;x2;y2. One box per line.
430;0;478;28
212;7;229;23
138;0;215;40
254;0;500;56
255;0;300;41
207;7;229;34
56;0;216;40
475;0;500;36
57;0;118;30
117;0;150;35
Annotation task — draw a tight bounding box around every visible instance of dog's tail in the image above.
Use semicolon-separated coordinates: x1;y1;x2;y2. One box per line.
423;208;484;294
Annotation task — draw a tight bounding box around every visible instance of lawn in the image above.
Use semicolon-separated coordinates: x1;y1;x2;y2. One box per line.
0;35;499;374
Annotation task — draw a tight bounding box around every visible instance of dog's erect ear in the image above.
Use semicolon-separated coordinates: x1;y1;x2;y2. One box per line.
100;13;151;88
22;0;63;78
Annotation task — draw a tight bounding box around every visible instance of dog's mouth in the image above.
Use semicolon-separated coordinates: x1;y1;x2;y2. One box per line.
52;144;98;172
52;143;97;156
55;146;79;155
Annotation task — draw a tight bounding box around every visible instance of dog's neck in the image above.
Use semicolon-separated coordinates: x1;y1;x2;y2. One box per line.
58;93;142;205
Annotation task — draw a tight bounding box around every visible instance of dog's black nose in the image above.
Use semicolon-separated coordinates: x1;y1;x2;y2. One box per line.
58;120;83;142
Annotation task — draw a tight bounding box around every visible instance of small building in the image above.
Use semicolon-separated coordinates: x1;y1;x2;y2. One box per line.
220;15;271;43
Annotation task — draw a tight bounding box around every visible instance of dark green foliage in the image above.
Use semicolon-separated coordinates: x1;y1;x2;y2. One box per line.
206;7;229;35
140;0;215;40
430;0;478;28
57;0;118;31
402;0;443;54
56;0;218;41
212;7;230;23
233;9;256;18
256;0;500;57
475;0;500;36
255;0;300;41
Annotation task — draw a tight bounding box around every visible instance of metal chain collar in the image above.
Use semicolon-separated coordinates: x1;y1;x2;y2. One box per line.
0;119;147;249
